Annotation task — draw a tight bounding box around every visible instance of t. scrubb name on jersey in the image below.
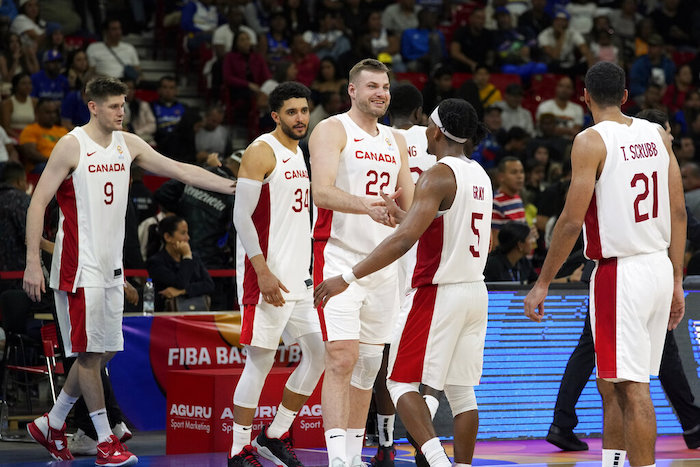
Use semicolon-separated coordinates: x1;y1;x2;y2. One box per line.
355;150;397;164
88;162;127;173
167;344;303;367
620;141;658;161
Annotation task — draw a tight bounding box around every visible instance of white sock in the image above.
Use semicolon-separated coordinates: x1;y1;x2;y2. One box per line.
346;428;365;460
421;437;451;467
602;449;627;467
325;428;347;465
47;391;78;429
89;409;112;443
423;394;439;420
454;464;472;467
267;404;297;439
230;423;252;456
377;414;395;447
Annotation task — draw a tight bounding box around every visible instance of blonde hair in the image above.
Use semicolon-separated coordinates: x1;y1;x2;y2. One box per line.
348;58;389;84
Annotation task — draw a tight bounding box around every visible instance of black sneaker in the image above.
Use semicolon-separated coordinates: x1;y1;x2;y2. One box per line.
683;424;700;449
546;425;588;451
371;445;395;466
228;445;263;467
252;426;303;467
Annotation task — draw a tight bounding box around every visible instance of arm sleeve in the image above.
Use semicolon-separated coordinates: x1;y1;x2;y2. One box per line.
233;178;264;259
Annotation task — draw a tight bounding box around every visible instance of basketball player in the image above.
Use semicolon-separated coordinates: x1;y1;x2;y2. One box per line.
368;83;436;467
22;77;236;465
524;62;686;467
309;58;414;467
315;98;492;467
229;82;324;467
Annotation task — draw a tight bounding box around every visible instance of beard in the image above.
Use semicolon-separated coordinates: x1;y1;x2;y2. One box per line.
280;119;308;140
356;97;388;118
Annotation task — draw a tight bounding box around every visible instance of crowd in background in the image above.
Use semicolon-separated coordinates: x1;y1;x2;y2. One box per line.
2;0;700;311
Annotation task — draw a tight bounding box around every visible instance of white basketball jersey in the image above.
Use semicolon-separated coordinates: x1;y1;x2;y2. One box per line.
396;125;435;182
50;127;132;292
583;118;671;260
236;133;311;305
405;156;493;287
312;112;402;255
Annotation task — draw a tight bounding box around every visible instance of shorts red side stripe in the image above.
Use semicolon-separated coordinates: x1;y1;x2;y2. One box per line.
594;257;617;379
388;285;438;383
68;288;87;353
313;241;328;341
240;304;256;345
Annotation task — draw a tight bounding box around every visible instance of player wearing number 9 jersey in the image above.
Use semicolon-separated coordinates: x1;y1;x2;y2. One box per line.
309;58;414;467
524;62;686;467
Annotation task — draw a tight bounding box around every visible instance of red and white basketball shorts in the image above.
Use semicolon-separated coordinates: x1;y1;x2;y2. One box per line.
240;291;320;350
590;250;673;383
53;286;124;357
314;240;399;344
387;281;488;389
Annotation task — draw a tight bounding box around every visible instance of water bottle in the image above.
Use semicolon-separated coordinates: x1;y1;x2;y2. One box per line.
143;278;155;315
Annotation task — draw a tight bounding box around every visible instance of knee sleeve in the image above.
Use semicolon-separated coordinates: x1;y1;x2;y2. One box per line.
350;343;384;390
286;332;325;396
233;346;276;409
444;384;477;417
386;379;420;407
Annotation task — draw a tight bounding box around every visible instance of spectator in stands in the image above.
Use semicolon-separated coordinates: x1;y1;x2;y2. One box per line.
682;162;700;220
242;0;276;36
86;18;141;80
492;156;526;239
146;215;215;312
261;12;291;63
307;90;341;137
303;10;350;61
36;0;81;36
0;161;31;273
676;136;697;165
564;0;596;36
496;83;534;135
287;33;320;87
499;126;530;160
195;104;230;164
458;64;503;118
589;28;619;66
535;157;571;233
629;34;675;104
1;72;35;140
0;32;39;85
382;0;420;37
673;89;700;137
537;9;593;75
151;75;200;161
282;0;311;35
627;82;669;116
492;6;538;72
260;61;298;97
37;22;64;62
472;105;505;169
129;166;156;225
421;63;455;117
60;78;90;130
64;49;89;91
123;77;156;145
518;0;552;38
10;0;45;50
311;57;347;95
400;8;445;73
0;1;17;22
529;112;571;161
609;0;641;49
212;7;257;60
652;0;693;49
18;98;66;173
367;9;402;71
450;7;493;72
30;49;68;101
0;125;18;166
484;221;538;283
522;157;547;209
663;64;694;115
180;0;222;53
535;76;583;140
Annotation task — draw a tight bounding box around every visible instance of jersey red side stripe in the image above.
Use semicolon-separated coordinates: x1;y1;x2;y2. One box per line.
313;240;329;341
313;208;333;242
242;184;271;305
411;217;444;288
57;177;79;291
594;257;617;378
584;192;602;259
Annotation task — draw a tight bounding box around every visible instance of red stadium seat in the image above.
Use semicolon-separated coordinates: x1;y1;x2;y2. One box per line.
394;72;429;91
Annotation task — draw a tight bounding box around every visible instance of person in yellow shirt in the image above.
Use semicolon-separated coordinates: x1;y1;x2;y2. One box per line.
18;98;67;173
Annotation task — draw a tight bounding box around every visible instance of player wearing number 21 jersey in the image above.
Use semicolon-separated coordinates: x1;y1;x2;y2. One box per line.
525;62;686;466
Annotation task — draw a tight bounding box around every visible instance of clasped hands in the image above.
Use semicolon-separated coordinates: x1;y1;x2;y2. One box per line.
364;188;405;227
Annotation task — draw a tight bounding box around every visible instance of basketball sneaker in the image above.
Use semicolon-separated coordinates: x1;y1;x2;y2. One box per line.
228;445;263;467
370;445;395;466
95;434;138;466
26;413;74;460
252;426;303;467
68;428;98;455
112;421;133;443
350;454;367;466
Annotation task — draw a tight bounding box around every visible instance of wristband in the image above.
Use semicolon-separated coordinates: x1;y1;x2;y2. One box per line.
341;270;358;285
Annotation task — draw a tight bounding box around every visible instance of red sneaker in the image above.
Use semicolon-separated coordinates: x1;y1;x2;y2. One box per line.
26;413;74;460
96;435;138;466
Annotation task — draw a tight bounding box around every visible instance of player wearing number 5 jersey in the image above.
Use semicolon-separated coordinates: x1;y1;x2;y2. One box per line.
309;58;414;467
524;62;686;467
230;82;324;467
22;77;236;466
315;98;492;467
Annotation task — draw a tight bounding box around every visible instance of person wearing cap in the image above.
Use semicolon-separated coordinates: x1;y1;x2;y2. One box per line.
537;8;593;75
30;49;69;101
629;33;676;103
496;83;535;135
10;0;45;49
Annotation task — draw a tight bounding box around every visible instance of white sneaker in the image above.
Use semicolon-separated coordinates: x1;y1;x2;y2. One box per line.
350;454;367;467
330;457;349;467
111;421;132;443
68;428;97;456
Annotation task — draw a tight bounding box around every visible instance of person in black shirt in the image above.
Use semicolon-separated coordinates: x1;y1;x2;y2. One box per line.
484;221;538;284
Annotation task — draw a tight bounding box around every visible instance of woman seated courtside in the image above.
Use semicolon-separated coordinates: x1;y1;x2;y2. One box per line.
484;221;539;284
146;215;215;311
